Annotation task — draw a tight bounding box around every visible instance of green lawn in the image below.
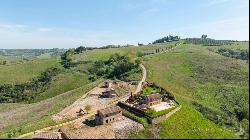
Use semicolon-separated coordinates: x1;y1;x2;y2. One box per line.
141;86;161;96
131;101;237;139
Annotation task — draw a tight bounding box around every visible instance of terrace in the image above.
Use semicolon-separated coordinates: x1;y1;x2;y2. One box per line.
119;82;179;120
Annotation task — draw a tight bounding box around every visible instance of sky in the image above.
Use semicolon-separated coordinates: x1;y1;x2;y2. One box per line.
0;0;249;49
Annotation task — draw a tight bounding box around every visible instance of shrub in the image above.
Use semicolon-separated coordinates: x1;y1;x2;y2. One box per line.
136;51;144;57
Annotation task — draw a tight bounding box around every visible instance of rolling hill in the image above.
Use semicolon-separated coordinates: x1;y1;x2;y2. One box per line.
0;41;248;139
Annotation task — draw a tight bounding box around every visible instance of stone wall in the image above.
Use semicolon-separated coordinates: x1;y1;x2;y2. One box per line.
149;105;182;124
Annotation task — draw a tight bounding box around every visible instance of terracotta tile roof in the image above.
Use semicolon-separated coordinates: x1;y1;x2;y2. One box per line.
146;93;162;102
32;132;60;139
98;106;121;116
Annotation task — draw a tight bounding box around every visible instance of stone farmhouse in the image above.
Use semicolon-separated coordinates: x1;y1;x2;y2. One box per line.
142;93;162;106
95;106;122;125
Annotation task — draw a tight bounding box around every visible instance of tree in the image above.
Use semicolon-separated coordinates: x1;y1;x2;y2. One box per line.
85;105;92;114
136;51;144;57
152;35;180;44
61;48;75;68
3;60;6;65
138;43;143;46
75;46;86;54
135;58;142;66
201;34;207;39
88;53;138;80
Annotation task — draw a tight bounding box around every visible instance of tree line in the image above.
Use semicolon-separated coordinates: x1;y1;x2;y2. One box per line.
60;46;88;68
88;53;141;81
152;35;180;44
185;35;232;46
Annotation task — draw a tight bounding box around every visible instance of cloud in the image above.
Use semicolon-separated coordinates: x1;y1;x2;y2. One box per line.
0;22;138;49
37;28;52;32
0;23;28;30
205;0;231;7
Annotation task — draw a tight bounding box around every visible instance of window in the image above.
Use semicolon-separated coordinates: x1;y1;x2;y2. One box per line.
113;118;115;120
106;120;108;123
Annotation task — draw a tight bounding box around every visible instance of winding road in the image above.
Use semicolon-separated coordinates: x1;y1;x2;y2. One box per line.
135;64;147;94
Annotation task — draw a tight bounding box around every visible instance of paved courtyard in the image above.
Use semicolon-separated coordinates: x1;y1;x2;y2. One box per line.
149;100;175;112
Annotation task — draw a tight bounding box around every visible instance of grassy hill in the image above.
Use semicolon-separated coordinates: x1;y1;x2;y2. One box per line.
0;59;60;85
0;80;101;138
130;43;248;138
0;41;248;138
72;41;179;62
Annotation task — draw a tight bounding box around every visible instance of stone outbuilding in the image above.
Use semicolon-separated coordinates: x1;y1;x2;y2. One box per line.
101;88;117;98
95;106;122;125
143;93;162;106
32;131;62;139
104;80;113;88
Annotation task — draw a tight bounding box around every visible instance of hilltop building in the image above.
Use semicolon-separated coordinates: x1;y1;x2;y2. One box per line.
143;93;162;106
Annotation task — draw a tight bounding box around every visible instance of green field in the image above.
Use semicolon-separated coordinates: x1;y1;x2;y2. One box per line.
0;59;60;85
32;71;90;102
72;41;179;62
206;41;249;52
